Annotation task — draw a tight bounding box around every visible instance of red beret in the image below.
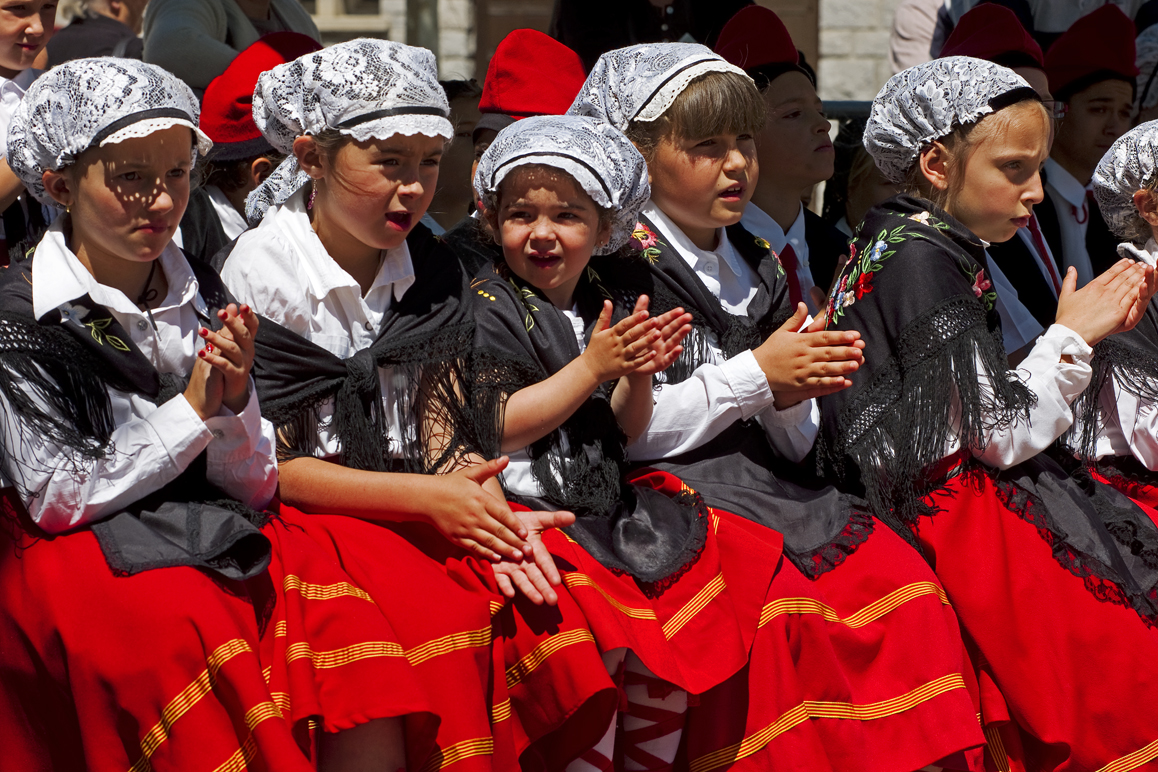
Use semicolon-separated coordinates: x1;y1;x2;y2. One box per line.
714;5;799;71
1045;5;1139;98
940;3;1043;68
201;32;322;161
479;29;586;118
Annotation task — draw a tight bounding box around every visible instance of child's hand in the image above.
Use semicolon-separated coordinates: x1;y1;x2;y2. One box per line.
184;354;225;421
491;509;576;605
752;303;866;408
427;457;531;562
198;304;258;414
1056;261;1152;346
631;297;692;377
580;300;661;383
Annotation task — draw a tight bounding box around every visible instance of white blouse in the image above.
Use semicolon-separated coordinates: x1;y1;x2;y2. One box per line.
740;202;820;315
222;188;417;459
629;203;819;464
2;223;277;533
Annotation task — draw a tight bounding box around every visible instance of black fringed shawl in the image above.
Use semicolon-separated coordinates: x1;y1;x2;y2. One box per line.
465;257;711;584
623;216;876;578
818;195;1158;624
0;255;271;581
250;223;475;474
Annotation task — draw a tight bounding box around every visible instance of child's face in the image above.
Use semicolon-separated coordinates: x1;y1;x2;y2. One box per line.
1052;79;1134;181
494;169;609;308
45;125;192;264
318;132;443;251
947;104;1049;244
754;72;833;197
648;131;757;246
0;0;54;79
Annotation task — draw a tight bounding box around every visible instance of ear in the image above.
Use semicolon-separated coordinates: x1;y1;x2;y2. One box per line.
918;141;951;192
42;169;73;209
1134;188;1158;228
250;156;276;187
293;135;325;181
596;217;612;248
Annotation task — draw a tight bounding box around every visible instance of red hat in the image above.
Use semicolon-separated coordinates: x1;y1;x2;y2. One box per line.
478;29;586;122
201;32;322;162
1045;5;1139;99
714;5;799;72
940;3;1043;69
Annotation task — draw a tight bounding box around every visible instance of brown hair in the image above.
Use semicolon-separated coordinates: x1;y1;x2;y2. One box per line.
482;163;611;242
902;99;1049;210
625;70;766;161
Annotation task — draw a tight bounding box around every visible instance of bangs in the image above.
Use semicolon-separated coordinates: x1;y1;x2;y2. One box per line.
627;71;765;159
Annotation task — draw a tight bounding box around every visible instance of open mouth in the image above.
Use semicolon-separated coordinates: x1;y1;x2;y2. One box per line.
528;253;561;268
719;184;744;201
385;211;413;232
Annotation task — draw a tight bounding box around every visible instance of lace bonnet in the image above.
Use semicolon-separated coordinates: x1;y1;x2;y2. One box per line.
863;56;1038;184
567;43;750;131
246;38;453;223
474;115;650;254
1093;119;1158;244
7;57;213;206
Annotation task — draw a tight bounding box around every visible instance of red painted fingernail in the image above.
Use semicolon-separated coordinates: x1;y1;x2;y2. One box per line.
198;349;206;358
205;343;214;354
199;327;208;336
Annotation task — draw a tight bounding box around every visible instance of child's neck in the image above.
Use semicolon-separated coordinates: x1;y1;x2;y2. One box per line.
311;204;381;297
658;208;719;251
70;231;165;307
749;183;805;233
1049;147;1095;187
539;281;578;311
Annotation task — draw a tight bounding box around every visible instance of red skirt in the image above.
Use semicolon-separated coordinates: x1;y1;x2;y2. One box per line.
920;470;1158;772
682;519;985;772
1093;462;1158;515
275;505;618;772
0;510;436;772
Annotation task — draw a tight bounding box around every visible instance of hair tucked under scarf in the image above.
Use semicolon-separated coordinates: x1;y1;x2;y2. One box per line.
245;38;454;224
473;115;650;254
7;57;213;206
862;56;1039;184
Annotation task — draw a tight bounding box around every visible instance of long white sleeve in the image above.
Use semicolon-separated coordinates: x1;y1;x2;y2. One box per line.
959;323;1093;469
204;381;278;509
1098;379;1158;470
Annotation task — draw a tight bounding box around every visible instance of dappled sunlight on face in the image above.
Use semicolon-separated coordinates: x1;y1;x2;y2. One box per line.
63;125;194;265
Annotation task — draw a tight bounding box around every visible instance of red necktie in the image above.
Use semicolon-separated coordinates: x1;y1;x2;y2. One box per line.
1072;189;1093;225
1027;214;1062;295
778;243;804;308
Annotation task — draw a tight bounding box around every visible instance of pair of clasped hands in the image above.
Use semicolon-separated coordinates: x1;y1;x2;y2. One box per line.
461;295;865;606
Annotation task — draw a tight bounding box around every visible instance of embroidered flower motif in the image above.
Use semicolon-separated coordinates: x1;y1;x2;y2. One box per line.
971;268;992;298
908;211;932;225
826;220;935;326
629;221;665;264
869;240;888;263
57;302;88;327
59;303;130;351
754;236;771;250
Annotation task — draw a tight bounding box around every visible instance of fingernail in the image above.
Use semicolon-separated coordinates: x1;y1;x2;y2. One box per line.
199;327;208;336
197;349;206;358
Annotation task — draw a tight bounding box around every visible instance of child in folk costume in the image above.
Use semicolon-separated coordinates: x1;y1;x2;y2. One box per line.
0;58;442;771
1077;120;1158;510
714;6;850;310
223;40;623;771
820;57;1158;770
568;43;985;771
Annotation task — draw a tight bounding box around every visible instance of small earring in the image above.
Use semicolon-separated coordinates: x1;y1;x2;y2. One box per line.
307;179;317;211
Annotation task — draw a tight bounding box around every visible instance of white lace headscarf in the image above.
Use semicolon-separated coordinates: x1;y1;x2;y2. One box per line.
474;115;650;254
1093;120;1158;246
863;56;1037;184
7;57;212;206
246;38;453;224
1136;25;1158;117
566;43;750;131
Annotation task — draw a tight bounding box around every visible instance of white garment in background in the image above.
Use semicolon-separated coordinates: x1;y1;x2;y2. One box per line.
206;184;248;241
1044;158;1095;287
223;187;416;459
741;202;820;315
629;202;819;464
1;222;276;533
420;212;445;236
0;68;37;161
986;251;1045;353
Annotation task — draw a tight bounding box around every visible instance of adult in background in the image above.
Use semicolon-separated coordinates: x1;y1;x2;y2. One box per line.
46;0;147;65
142;0;318;93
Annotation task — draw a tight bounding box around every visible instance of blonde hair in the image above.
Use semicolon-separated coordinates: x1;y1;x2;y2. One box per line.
625;70;766;161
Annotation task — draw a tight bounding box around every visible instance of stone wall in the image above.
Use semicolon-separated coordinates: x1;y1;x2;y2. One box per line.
817;0;902;101
438;0;476;80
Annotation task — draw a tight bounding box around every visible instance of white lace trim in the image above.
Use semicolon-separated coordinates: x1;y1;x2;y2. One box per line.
635;60;748;122
99;117;214;157
341;114;453;144
864;56;1033;184
474;116;650;253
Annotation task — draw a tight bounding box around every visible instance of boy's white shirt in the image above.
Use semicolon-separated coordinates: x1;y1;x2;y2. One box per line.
1043;157;1095;287
206;184;249;241
740;202;820;315
985;249;1045;354
1;220;277;533
222;187;417;460
0;68;38;161
628;202;819;464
